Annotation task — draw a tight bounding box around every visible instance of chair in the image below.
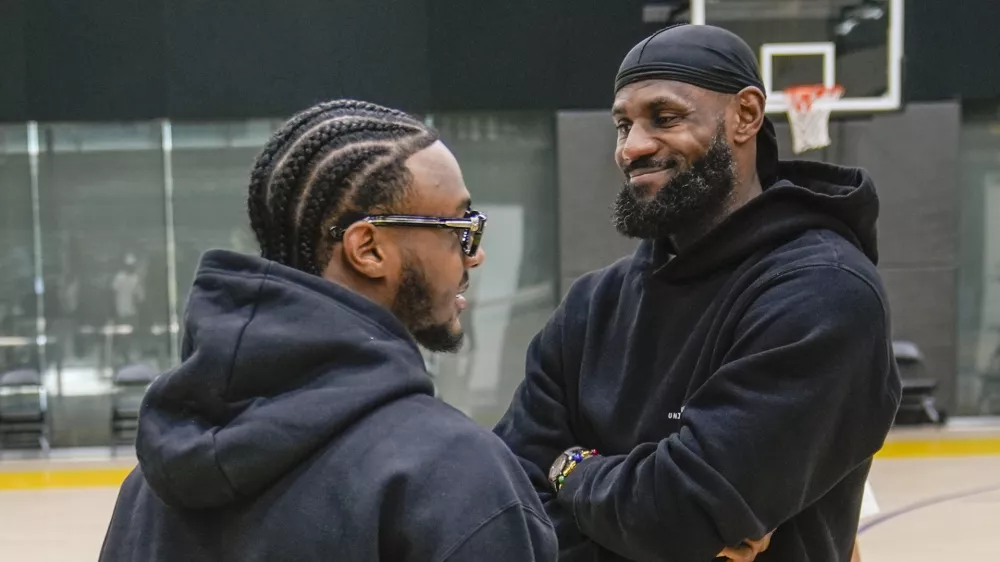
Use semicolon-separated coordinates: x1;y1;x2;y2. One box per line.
891;340;945;425
0;368;50;452
110;363;158;449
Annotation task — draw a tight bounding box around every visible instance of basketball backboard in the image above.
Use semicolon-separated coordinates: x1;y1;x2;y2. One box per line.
690;0;903;115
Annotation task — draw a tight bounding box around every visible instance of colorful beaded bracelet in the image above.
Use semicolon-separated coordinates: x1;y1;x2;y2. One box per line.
554;448;599;492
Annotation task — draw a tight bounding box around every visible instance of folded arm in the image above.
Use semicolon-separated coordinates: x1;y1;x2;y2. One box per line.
557;266;900;561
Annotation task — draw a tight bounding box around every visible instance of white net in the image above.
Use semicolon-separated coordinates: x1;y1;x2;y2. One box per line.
784;85;844;154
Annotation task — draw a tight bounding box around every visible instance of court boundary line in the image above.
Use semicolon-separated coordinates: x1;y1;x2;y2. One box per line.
858;482;1000;534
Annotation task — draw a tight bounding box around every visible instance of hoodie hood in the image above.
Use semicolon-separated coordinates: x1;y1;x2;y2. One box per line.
637;160;880;281
136;250;434;510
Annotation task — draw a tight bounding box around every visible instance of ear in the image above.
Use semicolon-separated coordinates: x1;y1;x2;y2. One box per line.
733;86;767;146
340;222;390;280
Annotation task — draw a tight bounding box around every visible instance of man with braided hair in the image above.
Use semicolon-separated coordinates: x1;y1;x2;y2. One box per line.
100;100;557;562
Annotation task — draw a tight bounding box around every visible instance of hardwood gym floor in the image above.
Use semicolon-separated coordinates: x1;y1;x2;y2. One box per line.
1;424;999;561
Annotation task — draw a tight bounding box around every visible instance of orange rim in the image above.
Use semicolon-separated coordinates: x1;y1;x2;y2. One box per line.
784;84;844;111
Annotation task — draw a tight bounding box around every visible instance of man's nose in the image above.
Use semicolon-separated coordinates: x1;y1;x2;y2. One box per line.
619;126;658;167
465;246;485;268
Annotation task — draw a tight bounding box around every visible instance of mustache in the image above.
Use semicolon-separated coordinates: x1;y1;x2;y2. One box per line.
459;272;470;292
623;156;680;177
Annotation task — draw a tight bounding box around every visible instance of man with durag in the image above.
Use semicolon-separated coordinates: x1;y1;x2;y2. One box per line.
496;24;901;562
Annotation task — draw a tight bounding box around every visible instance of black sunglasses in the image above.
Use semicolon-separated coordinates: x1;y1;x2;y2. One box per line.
329;210;487;257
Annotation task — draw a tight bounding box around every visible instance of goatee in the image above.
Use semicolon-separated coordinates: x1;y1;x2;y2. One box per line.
392;260;464;353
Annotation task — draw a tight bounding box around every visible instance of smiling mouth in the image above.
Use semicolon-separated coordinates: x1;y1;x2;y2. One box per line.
628;168;669;180
625;157;679;180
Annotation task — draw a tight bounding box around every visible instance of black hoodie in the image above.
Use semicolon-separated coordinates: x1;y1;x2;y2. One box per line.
495;161;902;562
99;251;557;562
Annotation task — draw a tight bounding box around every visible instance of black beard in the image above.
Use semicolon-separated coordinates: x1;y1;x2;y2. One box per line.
612;124;736;240
391;261;464;353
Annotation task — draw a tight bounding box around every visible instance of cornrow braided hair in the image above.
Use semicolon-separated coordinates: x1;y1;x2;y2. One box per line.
247;99;439;275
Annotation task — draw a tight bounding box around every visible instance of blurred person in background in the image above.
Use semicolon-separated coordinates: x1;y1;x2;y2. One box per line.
111;252;144;365
111;253;144;324
496;24;901;562
99;99;556;562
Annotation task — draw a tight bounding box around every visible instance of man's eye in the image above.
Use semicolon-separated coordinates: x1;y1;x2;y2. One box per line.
654;114;679;127
615;122;631;136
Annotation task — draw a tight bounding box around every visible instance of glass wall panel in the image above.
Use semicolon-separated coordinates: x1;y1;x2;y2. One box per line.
37;122;169;447
426;112;559;426
0;126;35;374
957;102;1000;415
170;120;282;321
0;125;45;450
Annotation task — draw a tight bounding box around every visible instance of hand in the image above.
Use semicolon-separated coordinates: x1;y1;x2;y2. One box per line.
716;531;773;562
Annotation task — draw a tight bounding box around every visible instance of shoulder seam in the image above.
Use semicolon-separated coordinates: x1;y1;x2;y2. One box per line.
813;229;844;262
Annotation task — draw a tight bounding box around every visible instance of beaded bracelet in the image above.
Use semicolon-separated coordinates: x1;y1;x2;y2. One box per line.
554;448;599;492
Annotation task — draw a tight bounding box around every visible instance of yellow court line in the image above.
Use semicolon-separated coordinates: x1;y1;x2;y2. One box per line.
876;437;1000;459
0;468;132;491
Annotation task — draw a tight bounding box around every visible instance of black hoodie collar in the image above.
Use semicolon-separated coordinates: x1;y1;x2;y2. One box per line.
633;160;880;282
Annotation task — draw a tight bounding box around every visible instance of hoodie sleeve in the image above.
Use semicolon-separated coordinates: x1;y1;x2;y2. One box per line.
441;502;558;562
556;265;901;562
494;280;611;560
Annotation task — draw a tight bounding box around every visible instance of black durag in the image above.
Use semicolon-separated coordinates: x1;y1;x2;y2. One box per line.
615;24;778;186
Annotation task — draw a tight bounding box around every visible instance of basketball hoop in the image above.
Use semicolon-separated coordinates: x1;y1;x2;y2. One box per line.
783;84;844;155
